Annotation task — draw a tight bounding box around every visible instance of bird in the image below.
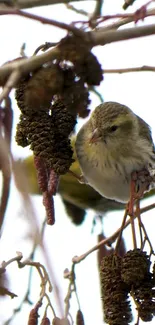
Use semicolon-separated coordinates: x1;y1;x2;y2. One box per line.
75;101;155;203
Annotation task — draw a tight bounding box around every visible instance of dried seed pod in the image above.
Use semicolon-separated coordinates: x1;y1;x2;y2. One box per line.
153;261;155;281
24;65;64;110
133;273;155;322
28;308;39;325
60;72;90;118
121;249;150;286
41;317;51;325
58;35;89;65
48;137;74;174
51;100;77;136
15;65;64;114
75;52;103;86
15;119;29;147
76;310;85;325
15;76;31;114
100;254;132;325
16;111;74;175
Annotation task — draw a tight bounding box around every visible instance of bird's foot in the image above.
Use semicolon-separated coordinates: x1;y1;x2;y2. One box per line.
127;169;152;216
132;169;151;198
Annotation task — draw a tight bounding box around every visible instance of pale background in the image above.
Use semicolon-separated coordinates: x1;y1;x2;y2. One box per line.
0;0;155;324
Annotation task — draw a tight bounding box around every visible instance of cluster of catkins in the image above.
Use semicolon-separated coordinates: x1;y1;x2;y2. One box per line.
100;249;155;324
15;35;103;224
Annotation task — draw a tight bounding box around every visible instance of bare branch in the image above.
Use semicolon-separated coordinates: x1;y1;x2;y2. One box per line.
0;8;85;38
10;0;91;9
0;98;13;231
0;23;154;101
0;46;60;84
103;65;155;74
90;0;104;21
66;3;88;16
96;7;155;30
72;202;155;264
91;23;155;46
0;70;20;104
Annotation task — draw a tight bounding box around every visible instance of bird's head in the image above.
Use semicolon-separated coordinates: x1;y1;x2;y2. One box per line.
88;102;138;149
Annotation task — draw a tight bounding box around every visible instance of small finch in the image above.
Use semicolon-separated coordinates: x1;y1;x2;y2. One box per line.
75;102;155;203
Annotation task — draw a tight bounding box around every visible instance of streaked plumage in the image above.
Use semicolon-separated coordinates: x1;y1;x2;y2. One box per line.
75;102;155;203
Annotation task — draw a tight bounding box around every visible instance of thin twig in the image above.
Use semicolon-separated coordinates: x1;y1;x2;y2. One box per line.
33;42;58;55
0;70;20;104
90;0;104;22
94;6;155;30
135;200;143;249
72;202;155;264
66;3;88;16
103;65;155;74
115;207;128;253
89;85;104;102
0;252;23;270
91;6;155;27
0;137;11;231
0;9;85;38
130;214;137;249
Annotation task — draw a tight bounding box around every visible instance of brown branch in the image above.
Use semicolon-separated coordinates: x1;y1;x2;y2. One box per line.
0;8;85;38
10;0;91;9
91;23;155;46
95;7;155;30
103;65;155;74
0;22;155;101
66;3;88;16
0;140;11;231
0;70;20;104
72;202;155;264
90;0;104;21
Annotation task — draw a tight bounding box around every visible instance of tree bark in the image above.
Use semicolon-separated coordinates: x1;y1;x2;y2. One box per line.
11;0;90;9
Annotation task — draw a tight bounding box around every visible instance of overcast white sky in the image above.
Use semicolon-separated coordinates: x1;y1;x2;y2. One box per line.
0;1;155;324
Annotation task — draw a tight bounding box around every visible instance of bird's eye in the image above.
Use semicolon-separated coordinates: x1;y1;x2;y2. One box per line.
109;125;118;132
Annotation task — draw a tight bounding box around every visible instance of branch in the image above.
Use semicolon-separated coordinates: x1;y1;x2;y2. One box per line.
0;46;60;86
90;0;104;21
66;3;88;16
4;0;91;9
91;23;155;46
0;22;155;102
0;98;13;231
95;7;155;30
103;65;155;74
72;202;155;264
0;9;85;38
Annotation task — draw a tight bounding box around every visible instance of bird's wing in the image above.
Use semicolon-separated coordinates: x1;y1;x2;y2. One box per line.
137;115;155;153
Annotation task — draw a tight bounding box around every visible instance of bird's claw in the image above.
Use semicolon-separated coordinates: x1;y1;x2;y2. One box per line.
128;169;153;216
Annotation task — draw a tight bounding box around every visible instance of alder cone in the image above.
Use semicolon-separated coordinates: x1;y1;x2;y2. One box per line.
24;64;64;109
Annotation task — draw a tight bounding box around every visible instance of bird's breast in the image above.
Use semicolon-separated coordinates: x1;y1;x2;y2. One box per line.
76;140;131;202
75;126;155;203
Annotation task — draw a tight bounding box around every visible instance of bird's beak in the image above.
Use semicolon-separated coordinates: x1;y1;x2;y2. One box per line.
89;128;101;144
